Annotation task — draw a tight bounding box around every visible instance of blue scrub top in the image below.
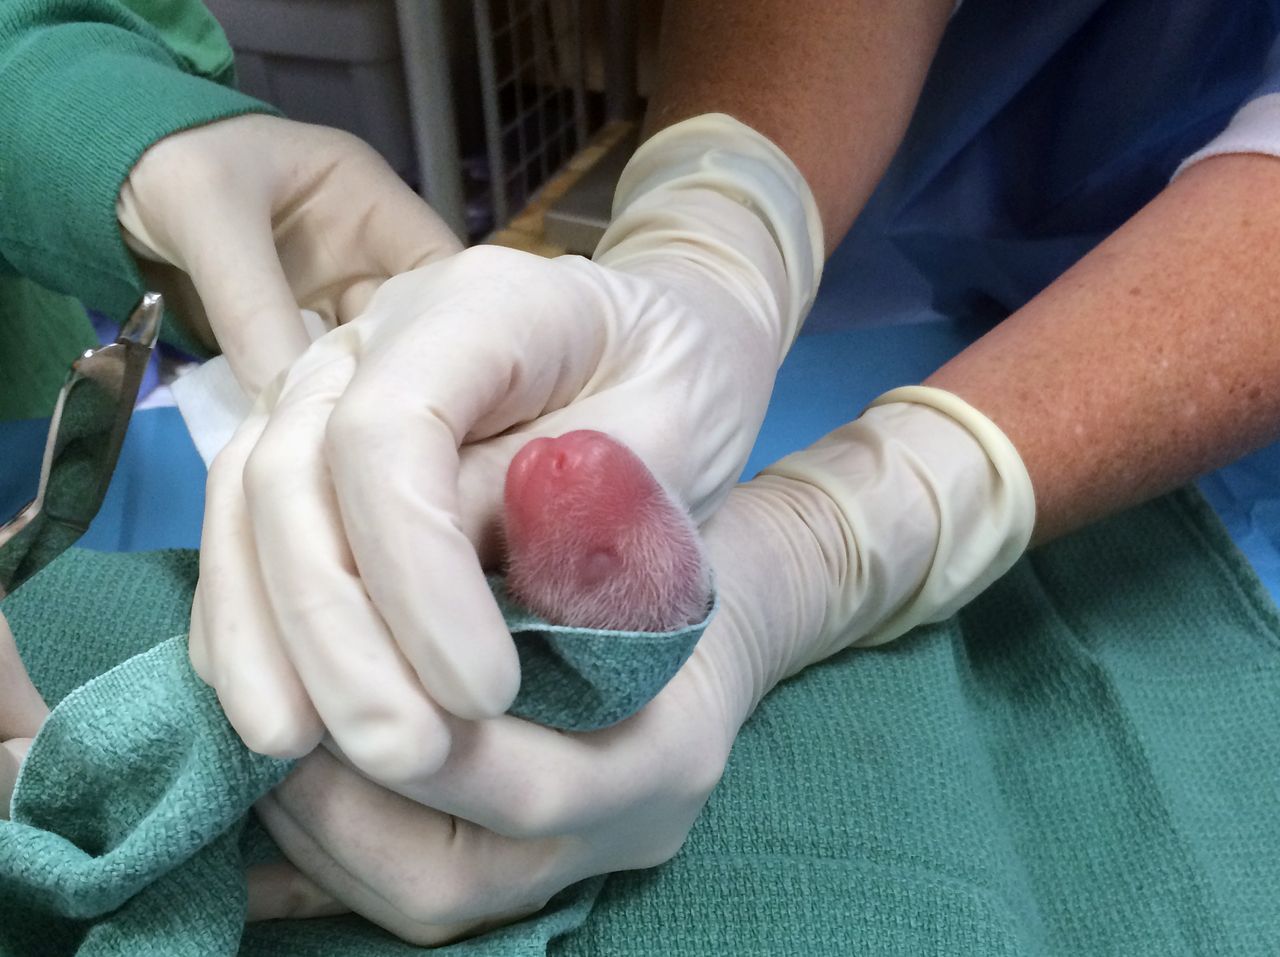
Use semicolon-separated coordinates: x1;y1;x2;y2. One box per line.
808;0;1280;335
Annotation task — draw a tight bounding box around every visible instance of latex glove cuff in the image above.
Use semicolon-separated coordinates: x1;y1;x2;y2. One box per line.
759;386;1036;680
595;114;825;362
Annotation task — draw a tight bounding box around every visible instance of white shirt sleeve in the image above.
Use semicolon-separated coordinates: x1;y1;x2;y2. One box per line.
1174;92;1280;177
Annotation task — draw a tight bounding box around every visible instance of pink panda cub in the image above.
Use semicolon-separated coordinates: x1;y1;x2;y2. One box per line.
503;430;711;632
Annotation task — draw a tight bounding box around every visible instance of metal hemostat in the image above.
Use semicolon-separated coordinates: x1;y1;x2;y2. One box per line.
0;293;162;598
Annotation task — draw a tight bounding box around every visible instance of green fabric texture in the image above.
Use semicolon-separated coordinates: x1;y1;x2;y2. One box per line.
496;577;715;731
117;0;240;81
0;276;95;421
2;489;1279;954
0;0;274;419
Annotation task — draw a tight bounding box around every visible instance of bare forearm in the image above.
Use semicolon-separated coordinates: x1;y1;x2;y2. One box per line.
644;0;952;252
927;154;1280;545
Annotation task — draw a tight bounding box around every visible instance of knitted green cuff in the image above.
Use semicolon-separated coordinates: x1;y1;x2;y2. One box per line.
0;18;275;325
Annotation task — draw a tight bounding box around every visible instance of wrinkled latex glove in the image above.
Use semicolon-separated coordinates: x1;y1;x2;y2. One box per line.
117;114;462;395
0;610;48;820
191;114;824;785
246;387;1035;943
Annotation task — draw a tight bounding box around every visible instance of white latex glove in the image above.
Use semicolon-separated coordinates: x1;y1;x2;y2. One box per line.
0;739;34;822
246;388;1035;943
117;114;462;395
192;114;825;785
0;609;48;820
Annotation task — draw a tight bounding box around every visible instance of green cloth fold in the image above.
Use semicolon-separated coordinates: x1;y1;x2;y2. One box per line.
2;489;1279;955
497;576;714;731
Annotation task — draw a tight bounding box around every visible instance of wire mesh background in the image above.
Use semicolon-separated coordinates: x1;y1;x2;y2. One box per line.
474;0;594;228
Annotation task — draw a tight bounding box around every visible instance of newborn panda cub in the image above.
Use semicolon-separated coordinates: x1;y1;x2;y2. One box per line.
503;430;711;632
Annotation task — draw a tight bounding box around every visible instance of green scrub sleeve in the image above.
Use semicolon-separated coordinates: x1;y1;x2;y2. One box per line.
0;1;277;325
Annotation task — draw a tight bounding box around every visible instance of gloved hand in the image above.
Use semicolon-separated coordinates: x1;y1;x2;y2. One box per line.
246;388;1036;943
191;114;825;785
0;610;48;820
116;114;462;395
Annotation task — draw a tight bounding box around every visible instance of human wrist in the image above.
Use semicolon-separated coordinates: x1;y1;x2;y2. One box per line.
757;387;1035;677
117;114;280;266
694;478;843;725
594;114;824;364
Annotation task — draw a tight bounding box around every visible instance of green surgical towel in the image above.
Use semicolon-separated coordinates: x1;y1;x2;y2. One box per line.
2;489;1279;955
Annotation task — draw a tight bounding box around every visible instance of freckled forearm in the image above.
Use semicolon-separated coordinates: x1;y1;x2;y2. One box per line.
643;0;953;252
926;153;1280;544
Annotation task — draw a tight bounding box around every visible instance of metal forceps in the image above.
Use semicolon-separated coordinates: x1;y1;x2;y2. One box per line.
0;293;163;598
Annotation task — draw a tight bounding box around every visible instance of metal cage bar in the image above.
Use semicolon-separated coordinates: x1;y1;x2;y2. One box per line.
474;0;594;230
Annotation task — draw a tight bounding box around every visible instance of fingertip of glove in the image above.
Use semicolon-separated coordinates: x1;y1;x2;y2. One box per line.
330;711;454;786
1;738;33;821
227;700;324;761
432;641;522;723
